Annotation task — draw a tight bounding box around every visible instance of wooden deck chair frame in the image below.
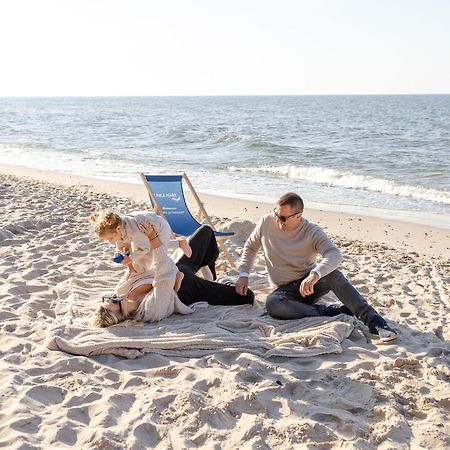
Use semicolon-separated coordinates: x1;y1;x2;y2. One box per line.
140;172;235;268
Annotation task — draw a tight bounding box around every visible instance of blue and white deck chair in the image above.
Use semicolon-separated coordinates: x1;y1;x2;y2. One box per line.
140;173;235;267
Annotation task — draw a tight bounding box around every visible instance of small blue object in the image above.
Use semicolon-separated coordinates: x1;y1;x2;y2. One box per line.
112;252;129;263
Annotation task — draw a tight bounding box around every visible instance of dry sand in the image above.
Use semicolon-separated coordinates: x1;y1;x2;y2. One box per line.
0;164;449;449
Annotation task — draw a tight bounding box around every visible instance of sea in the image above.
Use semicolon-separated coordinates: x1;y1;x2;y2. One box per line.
0;95;449;228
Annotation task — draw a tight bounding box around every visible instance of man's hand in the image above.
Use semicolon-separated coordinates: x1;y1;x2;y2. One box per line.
299;272;319;296
235;276;249;296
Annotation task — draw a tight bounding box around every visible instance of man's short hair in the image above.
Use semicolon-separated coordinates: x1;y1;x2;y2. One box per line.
277;192;304;212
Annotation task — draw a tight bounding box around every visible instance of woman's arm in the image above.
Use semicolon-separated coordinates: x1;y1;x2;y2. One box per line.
135;219;165;249
137;215;191;257
144;224;163;250
121;231;161;271
121;257;137;273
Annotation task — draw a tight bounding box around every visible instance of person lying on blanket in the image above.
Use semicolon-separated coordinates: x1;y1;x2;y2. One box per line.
90;211;254;327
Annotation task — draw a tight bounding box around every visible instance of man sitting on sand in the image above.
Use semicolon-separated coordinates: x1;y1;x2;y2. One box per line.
235;192;398;343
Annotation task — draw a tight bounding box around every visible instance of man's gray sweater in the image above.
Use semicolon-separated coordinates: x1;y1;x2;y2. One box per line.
239;213;343;287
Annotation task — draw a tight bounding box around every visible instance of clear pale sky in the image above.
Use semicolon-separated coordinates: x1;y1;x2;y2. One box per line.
1;0;449;96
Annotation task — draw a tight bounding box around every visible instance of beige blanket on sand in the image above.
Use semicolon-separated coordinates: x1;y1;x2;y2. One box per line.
46;277;357;359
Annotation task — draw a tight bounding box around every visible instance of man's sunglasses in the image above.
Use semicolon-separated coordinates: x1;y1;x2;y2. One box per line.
273;208;301;223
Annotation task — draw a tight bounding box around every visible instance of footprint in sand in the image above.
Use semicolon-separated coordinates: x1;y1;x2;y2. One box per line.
25;385;67;406
9;416;42;434
133;422;161;447
66;405;90;425
54;423;78;446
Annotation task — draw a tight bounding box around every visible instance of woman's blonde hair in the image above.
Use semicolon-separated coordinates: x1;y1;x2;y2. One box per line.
92;304;126;328
90;210;123;237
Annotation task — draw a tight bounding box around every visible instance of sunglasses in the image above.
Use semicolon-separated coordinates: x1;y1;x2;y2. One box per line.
102;294;124;315
273;208;301;223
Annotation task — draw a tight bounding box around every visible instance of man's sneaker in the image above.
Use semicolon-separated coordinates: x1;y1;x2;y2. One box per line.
368;318;398;343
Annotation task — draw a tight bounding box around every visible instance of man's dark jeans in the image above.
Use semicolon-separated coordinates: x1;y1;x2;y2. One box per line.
266;270;380;325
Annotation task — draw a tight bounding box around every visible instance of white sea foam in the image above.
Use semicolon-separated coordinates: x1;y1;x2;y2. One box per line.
228;165;450;205
215;132;253;144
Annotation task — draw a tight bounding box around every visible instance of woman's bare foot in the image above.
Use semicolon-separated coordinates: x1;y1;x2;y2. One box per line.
178;238;192;258
174;270;184;292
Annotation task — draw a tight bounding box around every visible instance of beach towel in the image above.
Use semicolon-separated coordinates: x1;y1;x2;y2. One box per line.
46;276;356;359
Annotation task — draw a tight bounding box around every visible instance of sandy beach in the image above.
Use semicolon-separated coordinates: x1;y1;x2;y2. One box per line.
0;163;449;449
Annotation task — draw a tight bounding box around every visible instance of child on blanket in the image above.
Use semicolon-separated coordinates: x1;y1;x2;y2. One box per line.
90;210;190;325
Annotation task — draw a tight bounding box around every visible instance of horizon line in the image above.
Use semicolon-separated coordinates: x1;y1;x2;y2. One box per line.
1;92;450;98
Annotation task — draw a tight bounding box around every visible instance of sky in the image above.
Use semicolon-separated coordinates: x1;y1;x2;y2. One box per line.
0;0;449;96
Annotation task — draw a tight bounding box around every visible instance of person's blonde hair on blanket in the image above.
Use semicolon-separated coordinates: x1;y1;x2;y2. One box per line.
90;210;122;238
92;304;126;328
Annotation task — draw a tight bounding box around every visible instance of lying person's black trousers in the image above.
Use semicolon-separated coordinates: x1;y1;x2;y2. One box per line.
175;226;254;306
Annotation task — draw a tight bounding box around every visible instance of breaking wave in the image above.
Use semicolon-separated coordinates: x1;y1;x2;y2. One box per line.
228;165;450;205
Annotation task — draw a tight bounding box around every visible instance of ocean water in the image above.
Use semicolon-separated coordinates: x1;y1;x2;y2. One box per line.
0;96;449;227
